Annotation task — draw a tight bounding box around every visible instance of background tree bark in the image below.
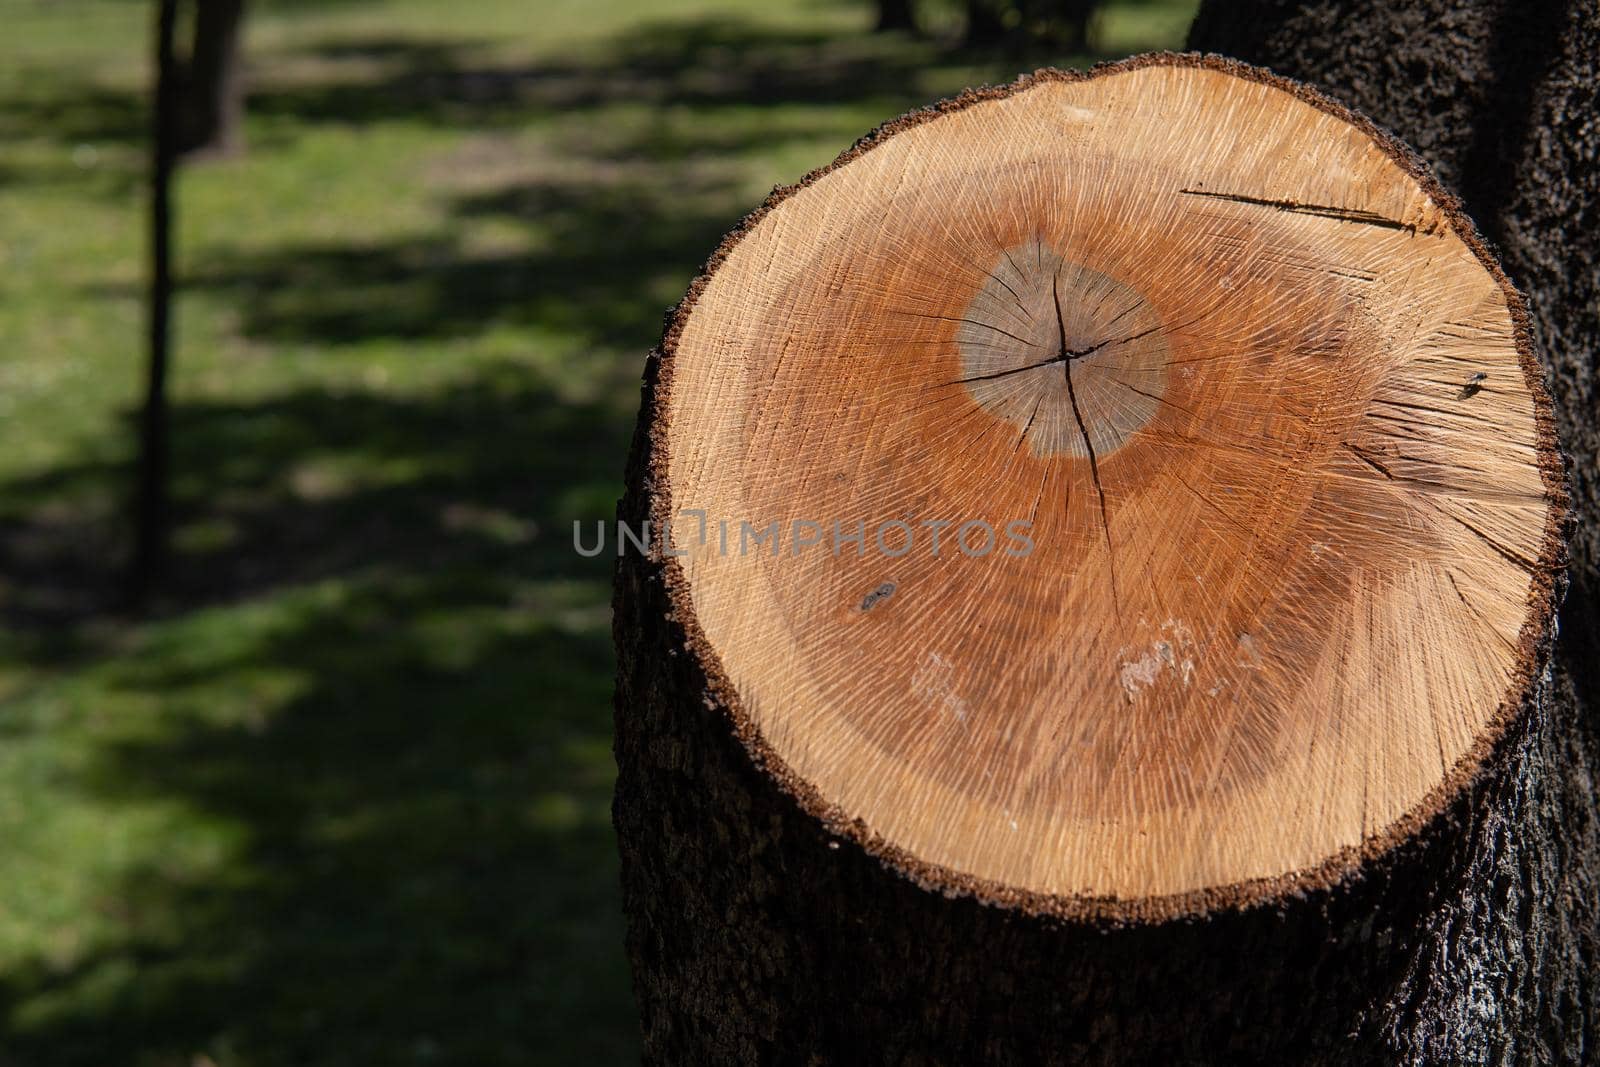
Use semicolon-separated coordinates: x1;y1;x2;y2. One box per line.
874;0;917;33
964;0;1010;46
1189;3;1600;1052
964;1;1100;52
131;0;180;605
177;0;247;157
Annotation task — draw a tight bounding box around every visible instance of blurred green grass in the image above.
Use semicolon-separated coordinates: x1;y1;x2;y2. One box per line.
0;0;1194;1062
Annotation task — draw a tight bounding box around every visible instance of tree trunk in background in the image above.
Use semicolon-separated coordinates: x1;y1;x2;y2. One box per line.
178;0;247;157
132;0;180;605
1189;1;1600;1061
964;1;1100;51
1029;0;1096;52
964;0;1009;46
874;0;917;33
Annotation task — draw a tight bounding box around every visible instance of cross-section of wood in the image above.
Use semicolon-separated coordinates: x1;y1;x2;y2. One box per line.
644;55;1565;917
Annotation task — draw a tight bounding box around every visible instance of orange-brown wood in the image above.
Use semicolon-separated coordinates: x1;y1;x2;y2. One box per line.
649;56;1565;917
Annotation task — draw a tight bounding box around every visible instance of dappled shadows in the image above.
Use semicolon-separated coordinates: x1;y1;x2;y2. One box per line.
192;11;1196;353
0;80;146;149
0;362;633;1063
0;362;629;624
192;170;740;349
0;4;1201;1060
246;13;1177;131
0;75;148;193
249;19;947;129
0;579;628;1064
195;18;963;354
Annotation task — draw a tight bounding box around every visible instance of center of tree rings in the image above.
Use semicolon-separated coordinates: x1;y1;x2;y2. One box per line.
959;236;1167;458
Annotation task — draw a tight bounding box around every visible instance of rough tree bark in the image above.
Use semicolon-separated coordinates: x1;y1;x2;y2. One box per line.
614;54;1582;1064
1188;3;1600;1060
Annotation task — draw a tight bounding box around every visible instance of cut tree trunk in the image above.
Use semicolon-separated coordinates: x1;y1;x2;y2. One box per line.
614;54;1571;1064
1186;6;1600;1060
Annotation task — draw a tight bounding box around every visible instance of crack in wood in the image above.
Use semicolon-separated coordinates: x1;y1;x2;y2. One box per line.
1017;393;1044;453
1055;270;1120;609
1444;571;1519;656
949;321;1166;387
1343;441;1396;480
1345;443;1537;571
988;265;1037;326
1180;187;1416;232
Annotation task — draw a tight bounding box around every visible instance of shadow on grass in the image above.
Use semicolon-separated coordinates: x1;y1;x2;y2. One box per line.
188;14;1183;353
0;82;146;149
0;370;635;1065
190;171;741;350
0;5;1194;1062
249;20;937;125
1;368;627;622
3;592;625;1064
249;11;1188;123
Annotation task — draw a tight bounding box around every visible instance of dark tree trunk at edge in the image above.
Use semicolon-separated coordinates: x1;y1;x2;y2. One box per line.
1189;1;1600;1054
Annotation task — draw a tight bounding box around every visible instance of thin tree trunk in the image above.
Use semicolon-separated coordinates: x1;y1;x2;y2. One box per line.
613;53;1577;1064
874;0;917;33
178;0;247;157
964;0;1009;47
965;1;1100;52
131;0;180;606
1189;3;1600;1054
1028;0;1097;52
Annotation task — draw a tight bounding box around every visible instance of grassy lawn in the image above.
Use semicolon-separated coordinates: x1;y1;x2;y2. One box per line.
0;0;1194;1062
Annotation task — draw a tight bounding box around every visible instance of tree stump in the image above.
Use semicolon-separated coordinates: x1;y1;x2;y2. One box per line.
614;54;1569;1064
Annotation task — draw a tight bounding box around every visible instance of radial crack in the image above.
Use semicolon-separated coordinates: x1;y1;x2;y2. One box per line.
894;311;1038;348
950;323;1159;387
1017;393;1044;453
1179;188;1417;232
1054;271;1120;608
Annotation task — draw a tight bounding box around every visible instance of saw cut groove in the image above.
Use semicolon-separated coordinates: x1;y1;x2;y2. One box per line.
644;55;1566;917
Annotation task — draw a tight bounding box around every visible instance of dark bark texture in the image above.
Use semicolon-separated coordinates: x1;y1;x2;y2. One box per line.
1190;0;1600;1060
613;9;1600;1061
